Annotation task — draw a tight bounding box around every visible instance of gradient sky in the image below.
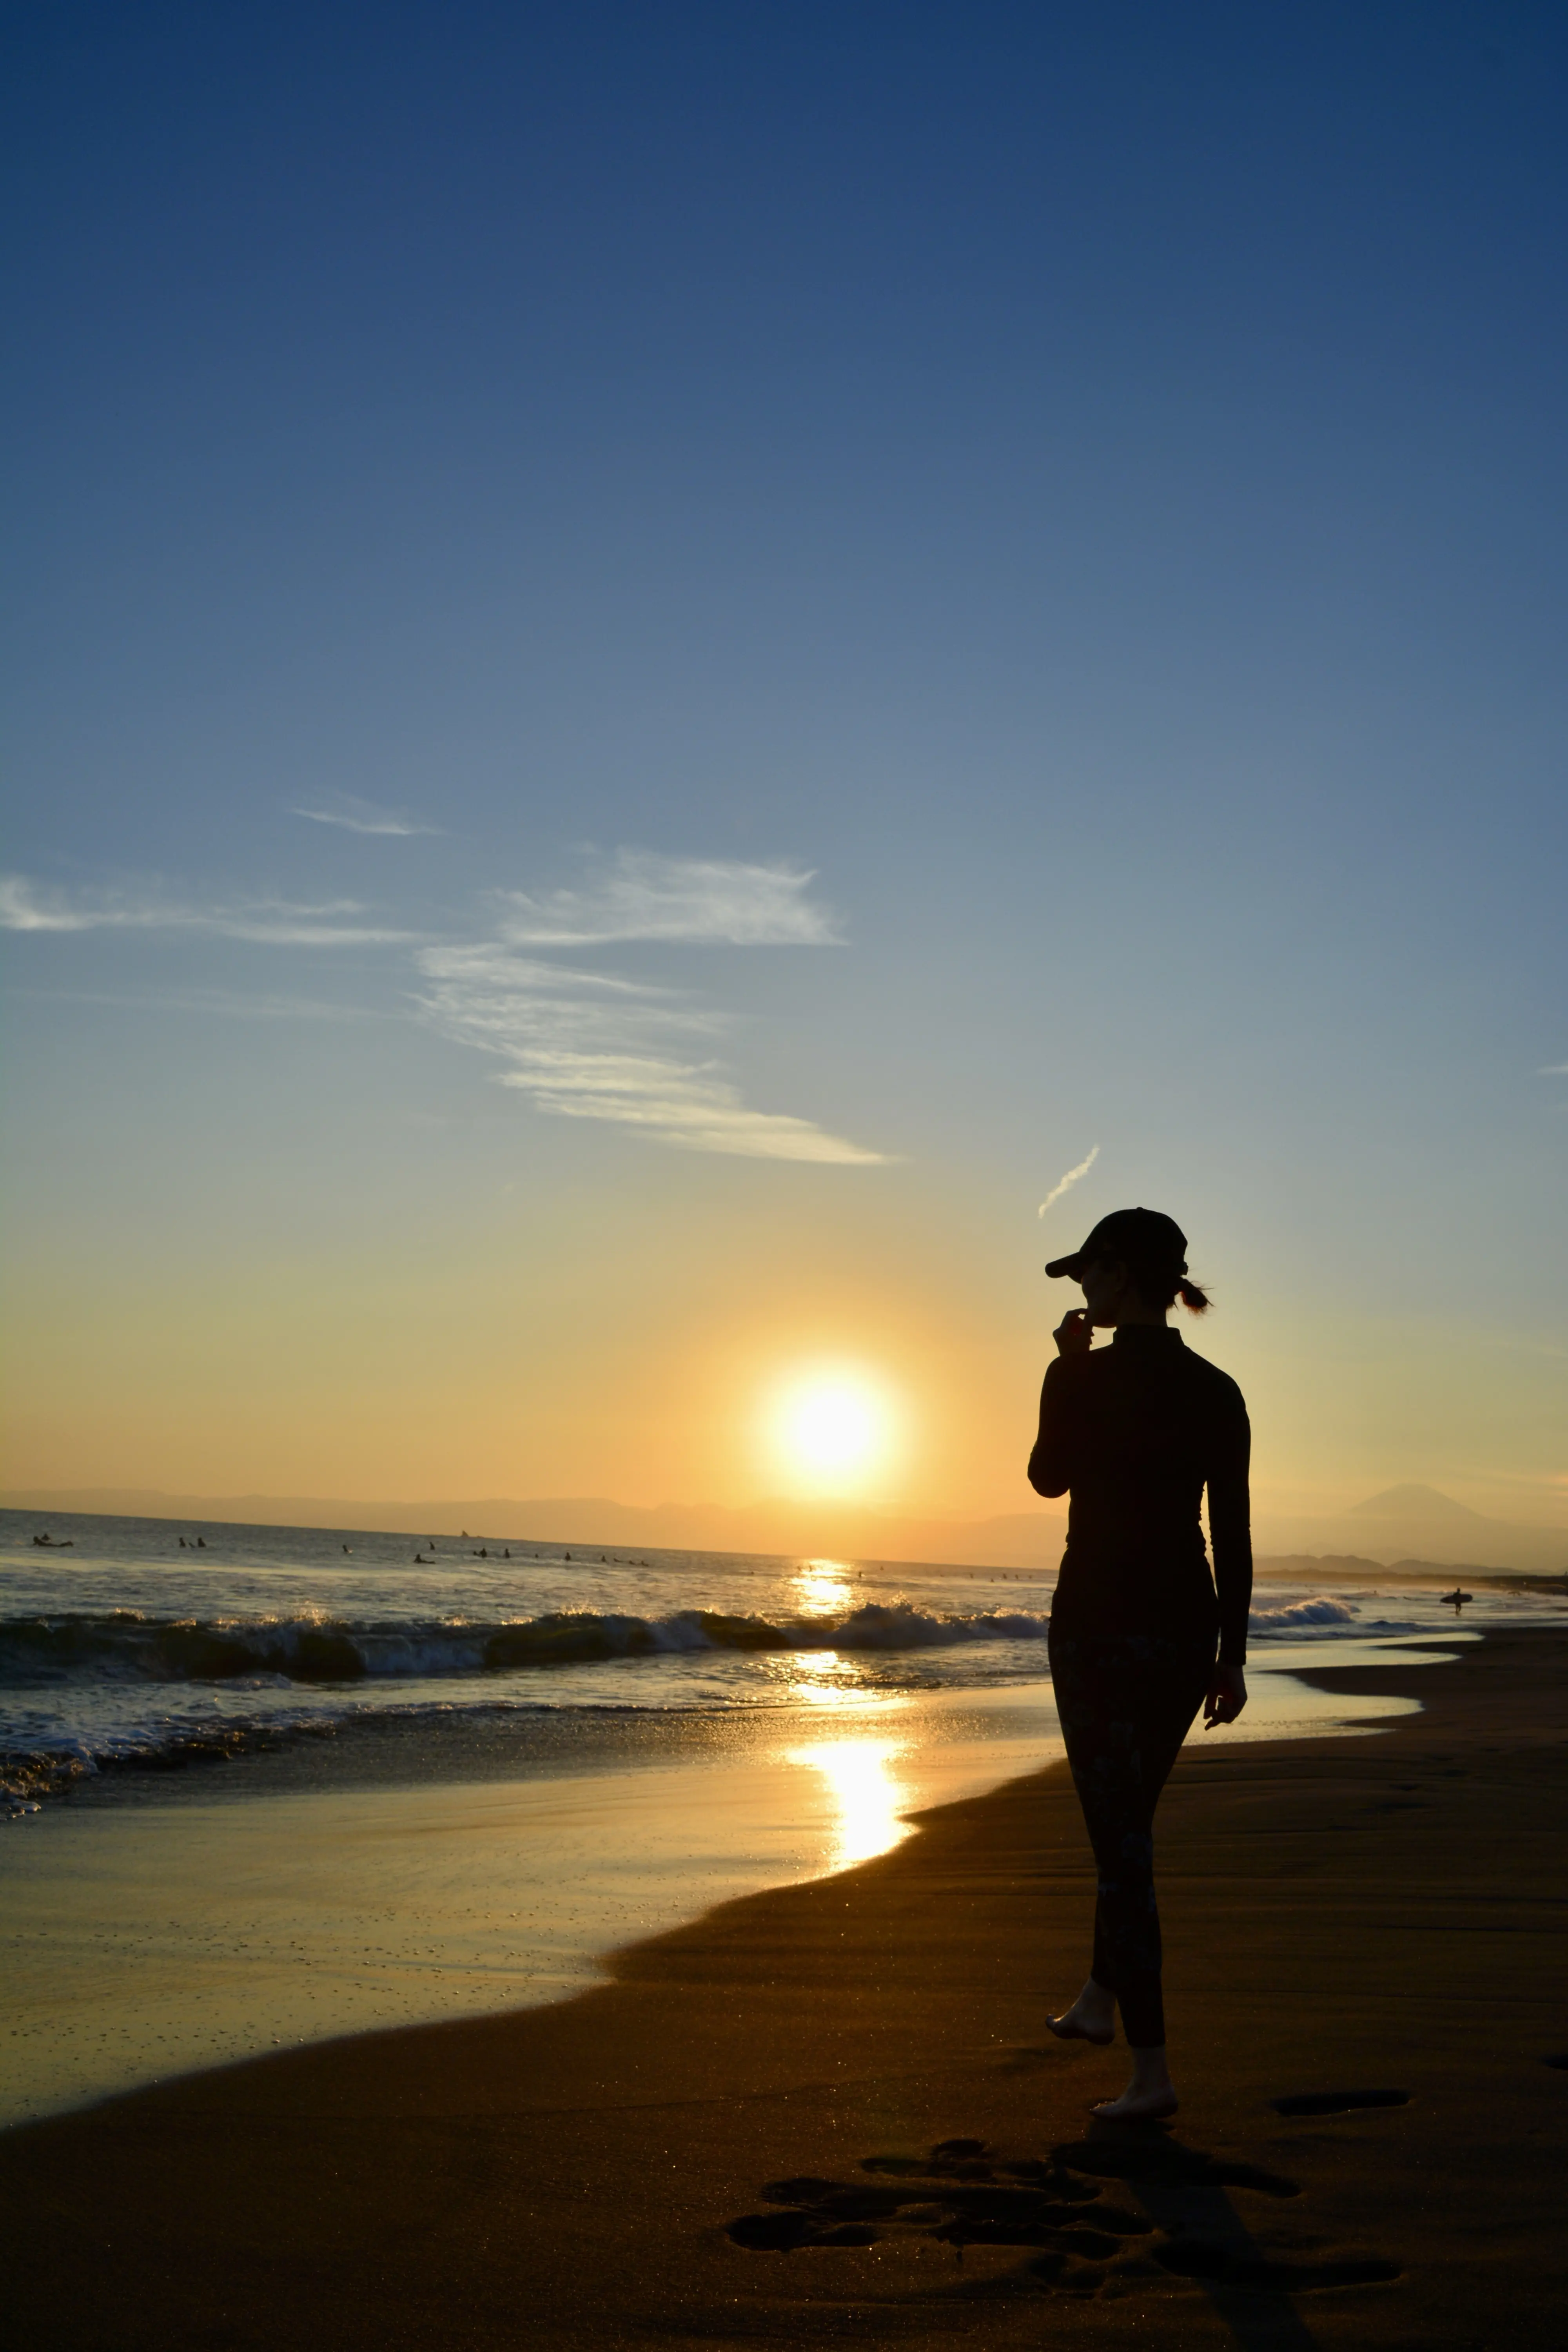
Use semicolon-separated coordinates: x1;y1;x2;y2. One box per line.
4;2;1565;1528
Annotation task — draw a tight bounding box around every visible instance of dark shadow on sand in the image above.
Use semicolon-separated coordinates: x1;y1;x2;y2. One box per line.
1073;2122;1398;2344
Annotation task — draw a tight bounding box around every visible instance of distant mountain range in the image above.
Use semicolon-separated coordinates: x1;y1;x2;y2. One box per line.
1252;1484;1568;1575
4;1479;1564;1574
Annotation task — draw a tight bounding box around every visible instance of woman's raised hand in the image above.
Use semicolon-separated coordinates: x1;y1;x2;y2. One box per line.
1053;1307;1094;1357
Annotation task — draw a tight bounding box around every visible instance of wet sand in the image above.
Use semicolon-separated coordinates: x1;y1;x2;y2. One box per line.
0;1688;1067;2126
0;1651;1420;2128
4;1628;1566;2349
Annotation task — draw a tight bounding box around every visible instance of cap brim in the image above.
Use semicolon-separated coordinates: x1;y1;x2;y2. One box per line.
1044;1252;1084;1280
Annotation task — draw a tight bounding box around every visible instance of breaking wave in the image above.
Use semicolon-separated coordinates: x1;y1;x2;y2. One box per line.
0;1590;1376;1691
0;1601;1056;1691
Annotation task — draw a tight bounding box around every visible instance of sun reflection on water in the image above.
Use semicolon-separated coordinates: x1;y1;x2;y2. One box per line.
792;1559;855;1616
787;1737;913;1869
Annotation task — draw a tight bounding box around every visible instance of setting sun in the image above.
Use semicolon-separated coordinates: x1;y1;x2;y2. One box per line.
765;1367;901;1495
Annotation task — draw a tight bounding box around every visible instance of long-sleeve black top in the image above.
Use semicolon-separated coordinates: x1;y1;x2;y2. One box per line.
1028;1324;1253;1665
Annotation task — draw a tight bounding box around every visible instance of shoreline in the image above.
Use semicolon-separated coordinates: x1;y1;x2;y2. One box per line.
5;1626;1568;2346
0;1642;1440;2130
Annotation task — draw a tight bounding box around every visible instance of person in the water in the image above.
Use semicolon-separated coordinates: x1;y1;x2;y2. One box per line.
1029;1207;1250;2123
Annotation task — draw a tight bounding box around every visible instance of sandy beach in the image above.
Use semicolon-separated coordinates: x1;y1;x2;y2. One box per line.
2;1624;1563;2349
1;1518;1433;2132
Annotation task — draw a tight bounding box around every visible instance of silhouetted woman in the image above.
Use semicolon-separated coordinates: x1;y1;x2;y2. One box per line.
1028;1207;1250;2122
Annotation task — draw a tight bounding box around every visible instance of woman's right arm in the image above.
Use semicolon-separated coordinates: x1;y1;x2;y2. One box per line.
1027;1343;1087;1496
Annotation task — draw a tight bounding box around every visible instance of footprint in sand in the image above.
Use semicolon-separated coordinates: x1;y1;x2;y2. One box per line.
725;2140;1151;2292
1269;2088;1411;2116
723;2131;1400;2301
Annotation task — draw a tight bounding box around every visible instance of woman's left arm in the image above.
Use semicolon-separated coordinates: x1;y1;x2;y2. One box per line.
1205;1386;1254;1724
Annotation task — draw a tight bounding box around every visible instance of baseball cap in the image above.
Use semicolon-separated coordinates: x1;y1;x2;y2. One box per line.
1045;1206;1189;1283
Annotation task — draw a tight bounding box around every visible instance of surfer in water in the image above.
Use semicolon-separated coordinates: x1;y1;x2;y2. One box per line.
1029;1208;1251;2122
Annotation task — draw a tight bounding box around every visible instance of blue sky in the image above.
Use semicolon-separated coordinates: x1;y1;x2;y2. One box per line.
4;2;1565;1522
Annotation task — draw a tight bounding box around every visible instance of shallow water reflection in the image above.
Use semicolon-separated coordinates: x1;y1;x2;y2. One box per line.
787;1736;913;1869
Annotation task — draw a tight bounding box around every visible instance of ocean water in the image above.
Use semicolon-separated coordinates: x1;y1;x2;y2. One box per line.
1;1505;1553;1817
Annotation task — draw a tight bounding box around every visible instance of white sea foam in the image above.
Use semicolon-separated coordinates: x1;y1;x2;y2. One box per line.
1248;1595;1357;1633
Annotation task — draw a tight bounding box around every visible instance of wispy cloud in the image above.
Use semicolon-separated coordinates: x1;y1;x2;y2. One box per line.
12;985;385;1023
1539;1061;1568;1075
1038;1144;1100;1216
293;792;441;837
415;942;887;1162
4;849;888;1165
0;875;419;947
494;851;843;946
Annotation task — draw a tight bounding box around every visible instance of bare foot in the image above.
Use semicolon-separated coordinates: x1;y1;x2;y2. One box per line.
1090;2084;1179;2123
1047;1978;1116;2044
1091;2042;1177;2120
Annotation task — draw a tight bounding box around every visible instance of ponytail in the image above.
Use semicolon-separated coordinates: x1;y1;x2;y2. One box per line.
1127;1260;1212;1313
1122;1253;1214;1314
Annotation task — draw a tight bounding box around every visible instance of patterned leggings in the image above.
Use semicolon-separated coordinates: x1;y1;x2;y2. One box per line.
1047;1627;1215;2050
